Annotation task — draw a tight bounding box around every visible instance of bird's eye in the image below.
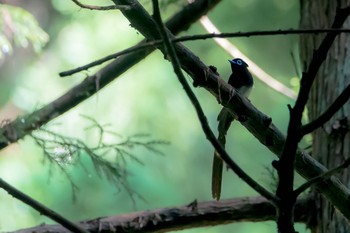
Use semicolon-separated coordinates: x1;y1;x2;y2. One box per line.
236;59;242;65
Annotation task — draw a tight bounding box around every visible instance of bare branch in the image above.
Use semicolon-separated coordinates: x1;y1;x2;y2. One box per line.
0;177;88;233
178;28;350;40
60;28;350;78
300;84;350;136
13;197;313;233
59;43;151;77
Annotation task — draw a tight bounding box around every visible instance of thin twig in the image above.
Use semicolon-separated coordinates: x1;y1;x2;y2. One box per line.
71;0;131;10
294;158;350;197
300;84;350;135
60;28;350;79
0;177;88;233
177;28;350;41
59;43;152;77
151;0;278;204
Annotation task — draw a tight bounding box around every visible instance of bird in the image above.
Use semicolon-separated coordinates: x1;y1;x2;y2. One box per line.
212;58;254;200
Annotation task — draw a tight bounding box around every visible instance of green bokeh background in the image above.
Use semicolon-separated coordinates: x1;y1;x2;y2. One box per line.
0;0;310;232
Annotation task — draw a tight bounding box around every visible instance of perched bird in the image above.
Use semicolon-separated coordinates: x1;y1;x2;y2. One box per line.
212;58;254;200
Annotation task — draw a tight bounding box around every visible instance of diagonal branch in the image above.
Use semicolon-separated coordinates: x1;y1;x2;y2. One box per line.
0;178;88;233
0;0;221;149
59;43;152;77
294;158;350;197
300;84;350;136
150;0;277;203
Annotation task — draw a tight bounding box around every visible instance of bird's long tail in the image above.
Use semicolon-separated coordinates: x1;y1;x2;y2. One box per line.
211;108;234;200
212;137;225;200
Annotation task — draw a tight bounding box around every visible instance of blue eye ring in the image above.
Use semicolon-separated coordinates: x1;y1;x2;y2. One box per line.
228;58;248;67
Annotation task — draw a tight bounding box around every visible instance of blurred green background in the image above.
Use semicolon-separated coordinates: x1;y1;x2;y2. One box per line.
0;0;310;232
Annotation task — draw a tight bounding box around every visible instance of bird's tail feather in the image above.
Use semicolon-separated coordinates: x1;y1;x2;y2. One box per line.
212;132;227;200
211;108;234;200
212;150;224;200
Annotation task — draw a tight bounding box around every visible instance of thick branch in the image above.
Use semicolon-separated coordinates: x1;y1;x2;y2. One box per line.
13;197;313;233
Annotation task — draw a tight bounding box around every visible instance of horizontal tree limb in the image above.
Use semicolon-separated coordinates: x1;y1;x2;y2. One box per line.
13;197;313;233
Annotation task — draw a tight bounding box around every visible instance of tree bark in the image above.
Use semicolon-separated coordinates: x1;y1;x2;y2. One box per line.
12;197;312;233
300;1;350;232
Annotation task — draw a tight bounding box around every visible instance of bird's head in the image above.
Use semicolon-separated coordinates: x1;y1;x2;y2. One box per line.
227;58;253;95
228;58;248;68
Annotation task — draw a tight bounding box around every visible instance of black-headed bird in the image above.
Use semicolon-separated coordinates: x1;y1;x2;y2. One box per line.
212;58;254;200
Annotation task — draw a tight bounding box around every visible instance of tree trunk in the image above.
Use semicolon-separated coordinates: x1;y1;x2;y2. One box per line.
300;1;350;232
